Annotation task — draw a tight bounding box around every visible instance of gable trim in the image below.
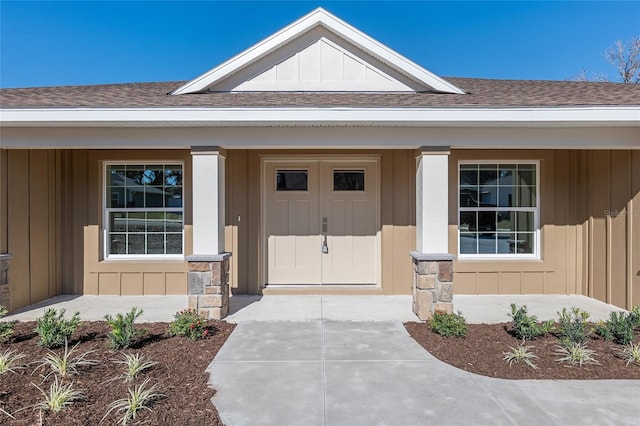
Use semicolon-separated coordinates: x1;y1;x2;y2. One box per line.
170;8;466;95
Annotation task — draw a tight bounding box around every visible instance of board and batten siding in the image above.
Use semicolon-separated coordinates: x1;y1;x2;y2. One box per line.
450;149;640;310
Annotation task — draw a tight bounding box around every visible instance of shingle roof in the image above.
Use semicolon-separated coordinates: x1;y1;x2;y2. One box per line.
1;78;639;109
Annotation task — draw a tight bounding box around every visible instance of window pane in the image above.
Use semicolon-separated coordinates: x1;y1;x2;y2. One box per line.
109;234;126;254
164;166;183;186
498;233;515;254
459;211;476;232
128;234;145;254
479;165;497;186
517;212;535;232
110;212;127;233
107;166;125;187
460;165;478;186
497;211;514;232
517;166;536;186
142;168;163;186
166;234;182;254
108;187;126;208
334;171;365;191
165;186;183;208
166;212;183;232
459;233;478;254
125;165;145;185
460;186;478;207
146;212;165;232
128;212;145;232
518;186;536;207
276;171;308;191
478;233;497;254
147;234;164;255
478;186;497;207
126;186;145;208
498;186;515;207
145;186;164;208
477;211;496;232
515;233;535;254
498;164;516;185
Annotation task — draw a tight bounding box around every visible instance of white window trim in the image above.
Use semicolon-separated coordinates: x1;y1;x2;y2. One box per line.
103;161;185;260
457;160;541;260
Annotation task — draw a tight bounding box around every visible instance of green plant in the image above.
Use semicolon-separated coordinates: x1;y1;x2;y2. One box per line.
168;309;209;340
556;307;592;345
0;349;26;374
102;379;164;425
616;342;640;366
428;310;467;338
595;311;636;345
104;307;145;350
508;304;554;340
34;338;97;380
0;306;18;340
629;306;640;328
554;342;599;366
503;342;539;369
33;377;85;412
35;308;80;348
115;353;157;383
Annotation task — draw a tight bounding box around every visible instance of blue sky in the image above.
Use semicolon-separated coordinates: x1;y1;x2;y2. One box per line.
1;1;638;88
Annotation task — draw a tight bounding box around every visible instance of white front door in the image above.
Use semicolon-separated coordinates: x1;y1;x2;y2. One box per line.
264;159;379;285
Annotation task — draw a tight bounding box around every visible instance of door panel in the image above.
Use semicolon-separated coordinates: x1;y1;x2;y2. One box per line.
266;162;321;284
321;162;378;284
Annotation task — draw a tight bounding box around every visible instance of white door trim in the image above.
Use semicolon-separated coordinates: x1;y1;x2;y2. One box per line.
260;155;381;288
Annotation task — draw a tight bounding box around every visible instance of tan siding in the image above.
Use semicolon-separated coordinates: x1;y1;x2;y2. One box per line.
8;151;31;310
0;150;8;253
610;151;630;308
498;272;521;294
632;152;640;308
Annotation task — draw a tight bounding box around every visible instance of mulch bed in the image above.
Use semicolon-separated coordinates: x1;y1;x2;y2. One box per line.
0;321;235;425
405;322;640;380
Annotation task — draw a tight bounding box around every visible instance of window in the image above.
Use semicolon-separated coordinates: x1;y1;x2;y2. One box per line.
458;162;538;257
276;170;308;191
333;170;365;191
105;163;183;257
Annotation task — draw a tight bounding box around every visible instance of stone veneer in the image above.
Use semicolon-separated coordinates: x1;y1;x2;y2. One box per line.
186;253;231;320
0;254;10;311
410;251;454;321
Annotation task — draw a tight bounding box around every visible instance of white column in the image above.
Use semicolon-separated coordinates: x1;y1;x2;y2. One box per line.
191;147;225;255
416;147;450;254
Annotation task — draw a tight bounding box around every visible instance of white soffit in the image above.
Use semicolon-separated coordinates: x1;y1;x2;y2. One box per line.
170;8;466;95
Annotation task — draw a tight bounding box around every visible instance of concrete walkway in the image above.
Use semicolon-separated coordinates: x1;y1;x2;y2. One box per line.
210;295;638;426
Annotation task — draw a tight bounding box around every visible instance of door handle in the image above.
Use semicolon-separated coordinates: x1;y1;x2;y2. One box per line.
321;217;328;253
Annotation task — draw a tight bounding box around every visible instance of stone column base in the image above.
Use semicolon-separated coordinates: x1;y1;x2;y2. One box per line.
409;251;454;321
0;254;11;311
186;253;231;320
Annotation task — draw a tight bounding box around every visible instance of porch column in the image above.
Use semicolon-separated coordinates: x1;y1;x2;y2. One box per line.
411;147;455;320
187;147;231;320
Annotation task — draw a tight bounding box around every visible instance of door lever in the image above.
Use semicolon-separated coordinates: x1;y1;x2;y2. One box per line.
322;235;329;254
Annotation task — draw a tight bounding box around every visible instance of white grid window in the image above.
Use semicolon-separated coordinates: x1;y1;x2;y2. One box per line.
458;162;539;258
105;163;183;257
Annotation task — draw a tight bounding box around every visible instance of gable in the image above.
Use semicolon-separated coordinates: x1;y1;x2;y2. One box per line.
221;30;415;92
171;8;465;95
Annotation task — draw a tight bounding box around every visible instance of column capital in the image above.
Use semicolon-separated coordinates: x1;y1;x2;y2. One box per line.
191;146;227;158
416;146;450;157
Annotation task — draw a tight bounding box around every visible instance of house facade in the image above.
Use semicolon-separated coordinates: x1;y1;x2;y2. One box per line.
1;9;639;318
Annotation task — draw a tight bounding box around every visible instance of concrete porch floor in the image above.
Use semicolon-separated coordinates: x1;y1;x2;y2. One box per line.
3;293;628;323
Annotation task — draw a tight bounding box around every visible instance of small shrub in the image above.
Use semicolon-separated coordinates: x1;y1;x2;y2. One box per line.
509;304;554;340
33;377;85;412
554;342;599;366
115;353;157;383
0;306;17;340
0;349;26;374
556;307;592;345
629;306;640;328
35;308;81;348
35;338;97;380
429;310;467;338
595;311;636;345
616;342;640;367
168;309;208;340
102;379;164;425
104;307;145;350
503;342;539;369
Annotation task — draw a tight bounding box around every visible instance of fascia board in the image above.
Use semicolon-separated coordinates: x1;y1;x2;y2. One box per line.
1;106;639;127
170;8;465;95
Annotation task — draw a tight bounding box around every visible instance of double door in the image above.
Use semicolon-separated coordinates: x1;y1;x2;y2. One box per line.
264;159;379;285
